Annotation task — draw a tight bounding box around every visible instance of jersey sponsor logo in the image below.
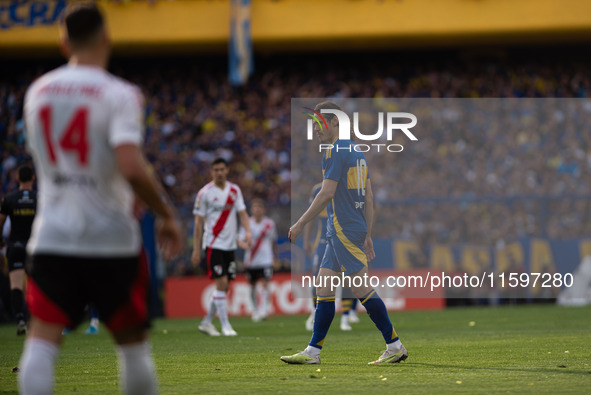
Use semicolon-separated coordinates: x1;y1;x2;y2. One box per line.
229;189;238;202
0;0;66;30
53;173;96;187
12;208;35;216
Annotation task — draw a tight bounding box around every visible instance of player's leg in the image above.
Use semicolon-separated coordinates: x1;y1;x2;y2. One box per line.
348;297;360;323
214;250;237;335
259;268;272;319
305;250;321;331
112;328;156;395
340;294;353;331
202;249;236;335
305;285;317;331
7;246;27;335
9;269;26;335
308;267;338;349
19;318;64;395
85;304;99;334
19;255;85;395
199;248;220;335
348;266;407;364
213;274;236;335
246;269;259;320
282;241;338;364
96;254;158;395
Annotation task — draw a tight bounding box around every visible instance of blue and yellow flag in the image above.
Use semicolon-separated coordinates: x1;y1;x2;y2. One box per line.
229;0;253;86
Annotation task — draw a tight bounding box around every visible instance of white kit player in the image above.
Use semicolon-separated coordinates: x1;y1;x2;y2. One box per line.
192;158;252;336
19;4;182;394
238;199;278;322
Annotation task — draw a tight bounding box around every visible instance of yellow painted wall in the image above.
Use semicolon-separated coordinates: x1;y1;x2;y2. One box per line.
2;0;591;55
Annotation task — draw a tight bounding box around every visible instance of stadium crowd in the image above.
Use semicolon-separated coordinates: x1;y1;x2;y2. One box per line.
1;51;590;265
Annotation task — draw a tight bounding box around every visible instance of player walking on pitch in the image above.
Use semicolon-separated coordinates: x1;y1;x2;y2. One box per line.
303;182;360;332
20;4;182;394
0;165;37;336
192;158;252;336
238;198;278;322
282;101;407;365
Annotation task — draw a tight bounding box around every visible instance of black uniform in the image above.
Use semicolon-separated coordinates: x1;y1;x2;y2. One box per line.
0;189;37;271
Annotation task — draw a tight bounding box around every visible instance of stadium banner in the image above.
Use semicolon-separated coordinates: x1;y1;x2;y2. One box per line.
0;0;66;29
164;272;443;318
228;0;253;85
291;98;591;300
4;0;591;54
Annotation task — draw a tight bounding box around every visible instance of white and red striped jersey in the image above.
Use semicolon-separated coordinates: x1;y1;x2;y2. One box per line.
193;181;246;251
240;216;277;268
24;64;143;257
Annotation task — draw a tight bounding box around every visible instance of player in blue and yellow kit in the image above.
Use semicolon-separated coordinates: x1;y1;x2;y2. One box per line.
283;101;407;365
304;183;359;331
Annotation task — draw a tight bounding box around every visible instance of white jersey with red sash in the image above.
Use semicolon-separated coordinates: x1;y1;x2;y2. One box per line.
193;181;246;251
241;217;277;269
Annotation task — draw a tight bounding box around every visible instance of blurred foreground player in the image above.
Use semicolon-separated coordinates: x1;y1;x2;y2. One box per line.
282;101;407;365
20;4;182;395
238;199;278;322
0;165;37;336
192;158;252;336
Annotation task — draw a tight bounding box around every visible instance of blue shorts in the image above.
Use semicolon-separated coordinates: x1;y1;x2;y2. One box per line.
312;239;327;276
320;232;367;275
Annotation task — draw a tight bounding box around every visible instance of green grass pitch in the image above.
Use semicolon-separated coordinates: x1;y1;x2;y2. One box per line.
1;305;590;394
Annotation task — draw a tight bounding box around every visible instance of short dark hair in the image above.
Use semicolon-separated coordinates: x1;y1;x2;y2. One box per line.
63;3;105;48
211;158;228;168
17;165;34;183
314;101;343;122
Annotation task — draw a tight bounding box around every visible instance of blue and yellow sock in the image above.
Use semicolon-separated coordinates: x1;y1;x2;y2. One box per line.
359;290;398;344
351;297;358;311
309;295;335;349
341;298;353;315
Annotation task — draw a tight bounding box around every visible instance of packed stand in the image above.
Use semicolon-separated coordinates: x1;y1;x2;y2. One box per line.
1;51;590;271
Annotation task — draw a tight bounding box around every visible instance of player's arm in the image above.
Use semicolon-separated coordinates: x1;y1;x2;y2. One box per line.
273;236;279;263
133;163;171;218
364;178;375;262
111;86;181;260
239;210;252;248
289;179;337;243
191;215;204;267
237;225;249;250
302;184;320;257
303;220;313;257
115;144;182;260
